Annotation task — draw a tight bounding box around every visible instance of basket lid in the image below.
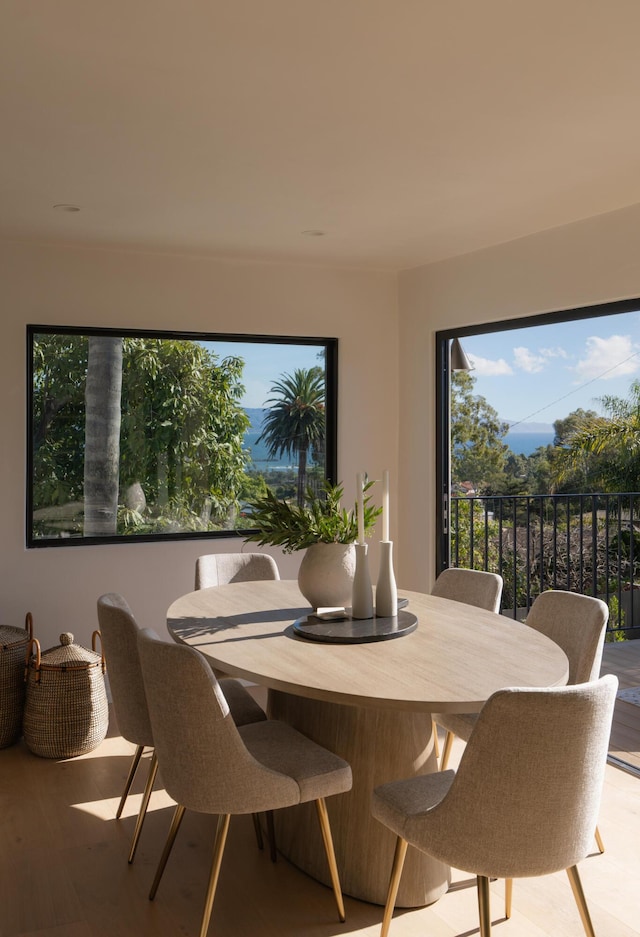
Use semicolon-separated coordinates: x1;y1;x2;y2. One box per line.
38;632;102;668
1;614;33;648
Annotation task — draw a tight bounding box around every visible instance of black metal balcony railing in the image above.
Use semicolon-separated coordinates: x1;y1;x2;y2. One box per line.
450;493;640;638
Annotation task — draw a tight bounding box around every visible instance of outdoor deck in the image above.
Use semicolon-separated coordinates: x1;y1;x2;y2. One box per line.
601;638;640;773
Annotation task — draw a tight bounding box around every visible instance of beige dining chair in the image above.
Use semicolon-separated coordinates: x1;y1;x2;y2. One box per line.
430;567;503;756
433;588;609;853
137;627;352;937
97;593;268;863
372;675;618;937
195;552;280;589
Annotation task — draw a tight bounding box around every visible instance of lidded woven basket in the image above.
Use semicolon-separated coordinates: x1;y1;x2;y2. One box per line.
23;631;108;758
0;612;33;748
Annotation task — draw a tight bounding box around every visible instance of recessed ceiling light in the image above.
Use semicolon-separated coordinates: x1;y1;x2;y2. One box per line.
53;204;80;212
301;229;325;237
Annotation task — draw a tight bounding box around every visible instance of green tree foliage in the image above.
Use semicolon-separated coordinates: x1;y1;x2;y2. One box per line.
32;334;249;536
257;367;326;506
450;371;510;493
552;381;640;492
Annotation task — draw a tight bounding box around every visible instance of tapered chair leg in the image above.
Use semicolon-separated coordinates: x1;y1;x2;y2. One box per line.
432;719;440;759
199;814;231;937
566;866;597;937
594;824;605;854
380;836;409;937
149;803;187;900
505;877;513;918
252;812;264;850
266;809;277;862
116;743;145;819
128;751;159;863
477;875;492;937
315;797;346;922
440;730;455;771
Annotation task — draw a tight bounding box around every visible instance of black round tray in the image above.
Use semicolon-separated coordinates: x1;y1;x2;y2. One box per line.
292;609;417;644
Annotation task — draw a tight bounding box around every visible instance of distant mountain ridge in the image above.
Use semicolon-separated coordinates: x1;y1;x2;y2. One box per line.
244;407;266;429
504;420;554;434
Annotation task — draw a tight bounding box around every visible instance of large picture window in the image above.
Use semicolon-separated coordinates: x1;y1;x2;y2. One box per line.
27;325;337;547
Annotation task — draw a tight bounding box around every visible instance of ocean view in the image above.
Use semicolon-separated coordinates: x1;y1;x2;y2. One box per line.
504;431;554;456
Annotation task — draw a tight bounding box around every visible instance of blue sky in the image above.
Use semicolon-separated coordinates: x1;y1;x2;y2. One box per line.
460;310;640;428
204;340;324;408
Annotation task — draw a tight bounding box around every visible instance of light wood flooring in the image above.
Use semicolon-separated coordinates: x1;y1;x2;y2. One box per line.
602;638;640;772
2;697;640;937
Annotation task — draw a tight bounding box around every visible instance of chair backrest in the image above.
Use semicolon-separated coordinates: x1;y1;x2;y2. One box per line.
195;552;280;590
137;628;298;814
416;675;618;879
526;590;608;684
96;593;153;748
431;567;503;613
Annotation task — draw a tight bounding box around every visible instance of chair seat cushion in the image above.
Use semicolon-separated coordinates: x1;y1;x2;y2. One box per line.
372;770;455;839
239;720;352;803
219;678;267;727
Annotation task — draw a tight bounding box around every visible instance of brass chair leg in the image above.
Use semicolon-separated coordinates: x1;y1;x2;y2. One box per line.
505;877;513;918
199;814;231;937
128;751;158;864
380;836;409;937
594;824;605;854
566;865;597;937
477;874;492;937
266;809;277;862
116;743;145;819
432;719;440;759
149;803;186;900
440;730;455;771
315;798;346;922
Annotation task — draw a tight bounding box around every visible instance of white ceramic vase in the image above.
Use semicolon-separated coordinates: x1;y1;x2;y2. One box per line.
297;542;357;610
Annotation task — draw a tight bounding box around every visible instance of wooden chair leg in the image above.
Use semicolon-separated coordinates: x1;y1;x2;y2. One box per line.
252;812;264;850
477;875;492;937
116;743;145;819
266;809;277;862
199;814;231;937
505;877;513;918
149;804;186;900
380;837;409;937
566;866;597;937
594;824;605;854
315;798;346;922
440;731;455;771
128;751;158;864
432;719;440;759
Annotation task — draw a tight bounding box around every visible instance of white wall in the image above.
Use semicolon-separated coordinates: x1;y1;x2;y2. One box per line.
0;241;398;647
397;201;640;591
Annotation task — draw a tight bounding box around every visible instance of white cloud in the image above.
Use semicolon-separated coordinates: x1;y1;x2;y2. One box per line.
467;353;513;376
513;346;547;373
540;346;569;359
574;334;640;382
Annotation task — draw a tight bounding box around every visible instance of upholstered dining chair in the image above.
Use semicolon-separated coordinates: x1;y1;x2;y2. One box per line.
194;552;280;590
430;567;503;756
434;588;608;853
137;628;352;937
97;593;268;864
372;675;618;937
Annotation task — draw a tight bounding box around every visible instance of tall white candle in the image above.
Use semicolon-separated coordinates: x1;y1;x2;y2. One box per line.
382;469;390;542
356;472;365;545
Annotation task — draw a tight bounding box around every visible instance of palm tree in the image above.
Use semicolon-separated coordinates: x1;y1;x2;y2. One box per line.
257;367;325;506
84;336;123;536
553;379;640;492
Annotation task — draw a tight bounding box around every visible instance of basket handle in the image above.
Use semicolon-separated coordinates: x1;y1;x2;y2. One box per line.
92;629;106;673
24;636;41;683
25;611;33;639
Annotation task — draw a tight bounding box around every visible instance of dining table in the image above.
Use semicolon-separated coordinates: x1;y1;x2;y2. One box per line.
167;579;569;907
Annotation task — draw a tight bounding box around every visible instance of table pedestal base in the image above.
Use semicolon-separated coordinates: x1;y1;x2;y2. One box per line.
268;690;449;907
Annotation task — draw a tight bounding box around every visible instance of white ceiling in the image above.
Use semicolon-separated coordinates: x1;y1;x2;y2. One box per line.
4;1;640;271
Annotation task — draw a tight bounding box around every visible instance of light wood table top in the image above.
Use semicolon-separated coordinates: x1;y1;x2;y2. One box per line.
167;579;569;712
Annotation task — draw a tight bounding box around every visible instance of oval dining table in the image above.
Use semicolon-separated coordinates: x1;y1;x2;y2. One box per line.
167;579;569;908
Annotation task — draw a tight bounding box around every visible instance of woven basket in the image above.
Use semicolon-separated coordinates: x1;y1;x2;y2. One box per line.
23;630;108;758
0;613;33;749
